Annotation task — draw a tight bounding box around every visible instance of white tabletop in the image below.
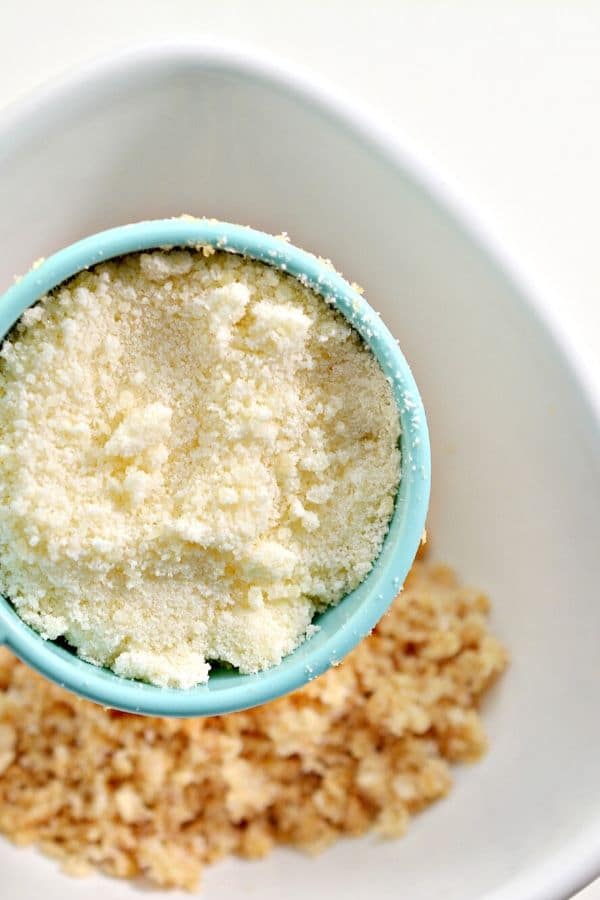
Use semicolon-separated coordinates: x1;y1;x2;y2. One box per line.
1;2;599;897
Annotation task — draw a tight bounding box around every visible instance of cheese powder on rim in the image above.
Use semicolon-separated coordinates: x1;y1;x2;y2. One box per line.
0;250;400;687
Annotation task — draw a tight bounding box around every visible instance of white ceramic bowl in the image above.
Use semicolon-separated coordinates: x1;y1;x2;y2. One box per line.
0;43;598;900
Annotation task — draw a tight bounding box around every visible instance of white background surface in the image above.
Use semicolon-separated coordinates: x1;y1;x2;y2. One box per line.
0;2;598;898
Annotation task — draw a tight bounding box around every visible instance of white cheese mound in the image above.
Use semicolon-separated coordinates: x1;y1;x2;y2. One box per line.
0;250;400;688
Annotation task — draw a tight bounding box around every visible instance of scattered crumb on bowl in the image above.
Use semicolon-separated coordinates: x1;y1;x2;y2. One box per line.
0;548;507;892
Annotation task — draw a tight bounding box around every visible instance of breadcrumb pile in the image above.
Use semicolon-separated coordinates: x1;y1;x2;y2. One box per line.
0;555;507;892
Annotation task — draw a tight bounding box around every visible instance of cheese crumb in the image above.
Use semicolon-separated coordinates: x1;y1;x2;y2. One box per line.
0;250;401;687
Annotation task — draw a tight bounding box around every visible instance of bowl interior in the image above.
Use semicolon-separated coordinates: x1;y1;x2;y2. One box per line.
0;46;599;900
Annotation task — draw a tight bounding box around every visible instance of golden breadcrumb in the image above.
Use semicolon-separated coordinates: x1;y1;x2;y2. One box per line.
0;554;507;891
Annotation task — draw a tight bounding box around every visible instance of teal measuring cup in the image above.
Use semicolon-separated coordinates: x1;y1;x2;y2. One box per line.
0;219;430;717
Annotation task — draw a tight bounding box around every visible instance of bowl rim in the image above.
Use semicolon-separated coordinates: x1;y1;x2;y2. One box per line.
0;40;598;900
0;218;431;719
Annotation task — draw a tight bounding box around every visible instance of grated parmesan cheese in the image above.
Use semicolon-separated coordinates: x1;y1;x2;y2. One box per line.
0;250;400;687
